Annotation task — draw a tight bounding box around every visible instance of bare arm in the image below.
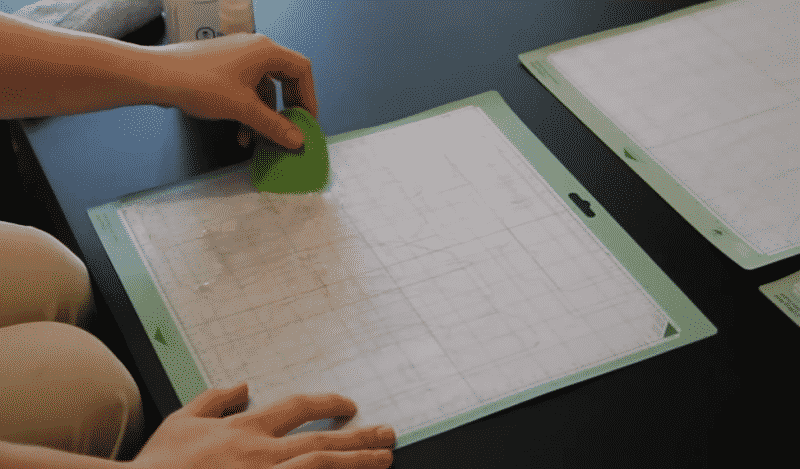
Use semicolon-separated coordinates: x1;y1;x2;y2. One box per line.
0;440;124;469
0;11;159;120
0;11;312;148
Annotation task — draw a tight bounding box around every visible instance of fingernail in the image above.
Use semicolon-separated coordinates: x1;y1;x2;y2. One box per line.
377;425;393;434
287;127;304;147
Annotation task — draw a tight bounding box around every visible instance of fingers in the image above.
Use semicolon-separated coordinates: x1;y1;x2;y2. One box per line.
254;37;318;119
278;425;395;459
272;65;318;120
244;73;302;148
182;382;249;418
233;36;317;148
276;449;393;469
241;97;305;149
236;394;357;437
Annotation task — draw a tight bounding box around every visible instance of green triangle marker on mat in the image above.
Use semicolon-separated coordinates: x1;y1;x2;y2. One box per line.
154;327;166;346
249;107;329;194
663;323;678;338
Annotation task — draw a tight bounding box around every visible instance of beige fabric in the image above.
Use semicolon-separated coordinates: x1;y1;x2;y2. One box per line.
0;221;143;460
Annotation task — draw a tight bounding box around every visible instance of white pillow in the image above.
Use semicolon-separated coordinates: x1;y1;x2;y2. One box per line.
13;0;163;38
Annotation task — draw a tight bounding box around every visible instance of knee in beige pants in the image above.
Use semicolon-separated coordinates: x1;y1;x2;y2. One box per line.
0;221;142;459
0;221;94;328
0;321;144;460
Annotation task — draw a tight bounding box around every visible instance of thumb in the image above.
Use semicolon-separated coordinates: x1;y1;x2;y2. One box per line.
183;381;249;418
243;94;305;149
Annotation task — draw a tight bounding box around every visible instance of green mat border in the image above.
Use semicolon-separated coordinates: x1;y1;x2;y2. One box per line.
760;270;800;328
518;0;793;270
88;90;716;450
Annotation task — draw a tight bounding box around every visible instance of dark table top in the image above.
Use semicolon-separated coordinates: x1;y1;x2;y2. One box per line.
14;0;781;466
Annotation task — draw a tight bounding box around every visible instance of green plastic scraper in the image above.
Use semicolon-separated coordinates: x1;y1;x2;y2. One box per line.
249;107;329;193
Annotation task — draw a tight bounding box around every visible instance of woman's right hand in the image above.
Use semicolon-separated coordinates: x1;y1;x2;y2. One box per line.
129;382;395;469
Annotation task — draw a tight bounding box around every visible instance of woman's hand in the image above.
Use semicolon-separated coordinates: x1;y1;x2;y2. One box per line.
130;382;395;469
148;33;318;150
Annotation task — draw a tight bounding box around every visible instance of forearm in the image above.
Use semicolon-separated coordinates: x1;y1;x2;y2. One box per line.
0;11;163;119
0;440;127;469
